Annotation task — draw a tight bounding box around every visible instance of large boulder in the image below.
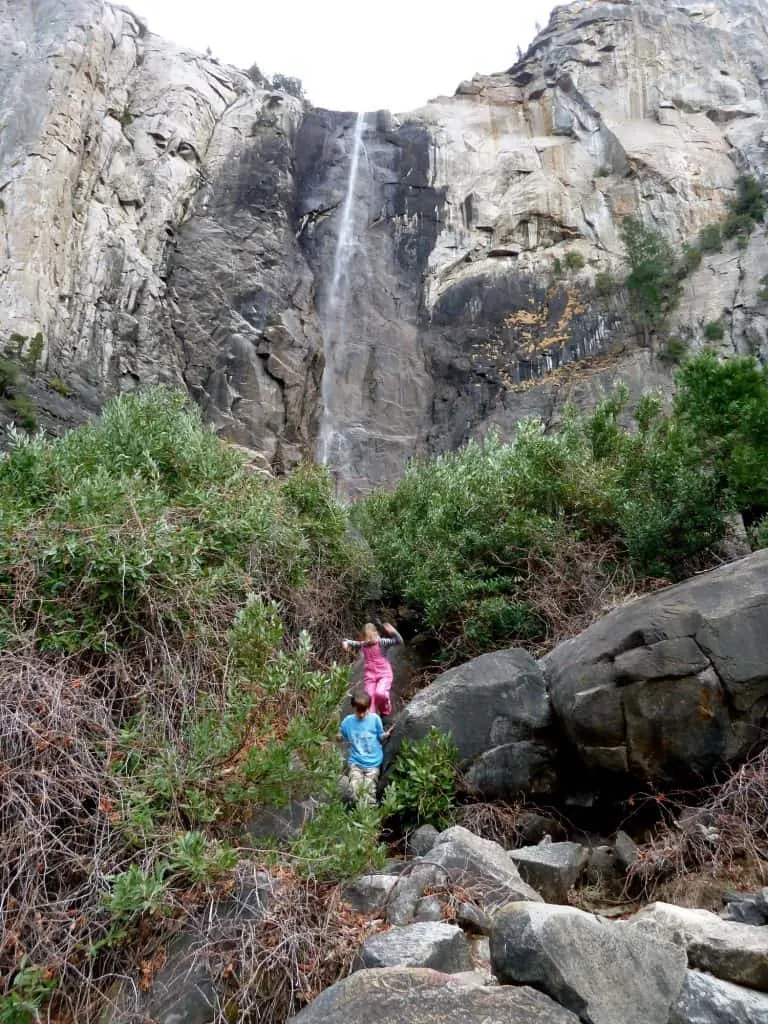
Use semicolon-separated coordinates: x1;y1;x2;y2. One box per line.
630;902;768;991
355;922;473;973
669;970;768;1024
490;901;687;1024
508;842;589;904
425;826;543;910
386;649;557;800
543;550;768;790
289;966;581;1023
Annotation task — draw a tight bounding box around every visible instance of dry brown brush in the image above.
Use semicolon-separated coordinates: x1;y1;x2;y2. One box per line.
624;747;768;901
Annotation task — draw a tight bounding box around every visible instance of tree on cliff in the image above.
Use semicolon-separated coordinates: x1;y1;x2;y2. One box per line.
620;217;682;342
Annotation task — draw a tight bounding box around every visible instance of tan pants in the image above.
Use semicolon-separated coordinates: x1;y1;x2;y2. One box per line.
348;764;380;806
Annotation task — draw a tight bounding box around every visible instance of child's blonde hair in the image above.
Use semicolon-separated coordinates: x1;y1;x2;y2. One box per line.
362;622;379;642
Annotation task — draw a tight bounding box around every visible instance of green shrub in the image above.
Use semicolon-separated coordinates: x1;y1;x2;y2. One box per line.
383;729;459;829
594;271;615;297
697;223;723;253
620;217;682;338
0;357;19;396
7;393;36;430
674;353;768;519
704;320;725;341
290;800;387;881
659;336;688;364
681;244;703;274
564;250;586;271
462;596;543;654
0;963;56;1024
49;376;70;397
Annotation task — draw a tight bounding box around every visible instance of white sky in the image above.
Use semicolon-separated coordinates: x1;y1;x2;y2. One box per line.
124;0;557;112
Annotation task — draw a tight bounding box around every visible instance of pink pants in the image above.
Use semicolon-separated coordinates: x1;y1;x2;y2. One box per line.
364;674;392;717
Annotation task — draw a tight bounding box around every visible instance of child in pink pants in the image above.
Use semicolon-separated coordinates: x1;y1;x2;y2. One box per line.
341;622;403;718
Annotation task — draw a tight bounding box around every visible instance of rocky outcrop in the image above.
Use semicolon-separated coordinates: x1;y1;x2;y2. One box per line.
290;966;581;1023
386;649;558;800
670;970;768;1024
544;548;768;793
490;901;688;1024
631;902;768;992
393;549;768;801
5;0;768;490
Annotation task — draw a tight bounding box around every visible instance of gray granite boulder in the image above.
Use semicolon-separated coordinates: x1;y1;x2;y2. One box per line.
509;842;589;904
490;901;687;1024
669;970;768;1024
408;824;440;857
426;826;543;910
356;922;473;973
341;874;398;914
289;966;581;1023
386;650;558;800
543;550;768;791
630;902;768;991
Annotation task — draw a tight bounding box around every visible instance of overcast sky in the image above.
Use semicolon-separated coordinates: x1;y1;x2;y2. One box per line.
125;0;557;112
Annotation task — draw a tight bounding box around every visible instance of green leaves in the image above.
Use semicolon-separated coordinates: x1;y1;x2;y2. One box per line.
382;729;459;829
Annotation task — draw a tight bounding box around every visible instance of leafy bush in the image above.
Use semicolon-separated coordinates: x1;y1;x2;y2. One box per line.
354;377;728;657
564;250;586;270
290;800;387;881
674;353;768;519
697;223;723;253
659;336;688;364
0;388;371;1015
383;729;459;829
0;963;56;1024
620;217;682;338
704;320;725;341
594;270;615;297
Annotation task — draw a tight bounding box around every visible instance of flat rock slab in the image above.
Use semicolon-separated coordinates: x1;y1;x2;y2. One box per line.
509;842;589;903
425;825;543;910
290;965;581;1022
669;969;768;1024
356;922;473;973
341;874;398;914
490;901;687;1024
630;902;768;991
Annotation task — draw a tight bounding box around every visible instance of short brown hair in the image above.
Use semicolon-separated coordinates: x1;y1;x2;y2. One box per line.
351;689;371;711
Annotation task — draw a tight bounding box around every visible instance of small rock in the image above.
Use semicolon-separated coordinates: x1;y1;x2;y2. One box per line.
341;874;398;914
356;922;473;973
585;844;620;885
408;824;440;857
509;841;589;904
386;863;445;926
614;829;640;871
413;896;444;922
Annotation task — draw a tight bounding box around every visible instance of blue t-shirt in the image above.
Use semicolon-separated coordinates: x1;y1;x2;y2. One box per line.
340;712;384;768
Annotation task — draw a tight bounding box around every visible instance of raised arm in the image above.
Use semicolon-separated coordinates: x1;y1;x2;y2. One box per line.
342;638;362;652
379;623;403;648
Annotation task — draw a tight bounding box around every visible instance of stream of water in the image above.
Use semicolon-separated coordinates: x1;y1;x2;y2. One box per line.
317;112;367;470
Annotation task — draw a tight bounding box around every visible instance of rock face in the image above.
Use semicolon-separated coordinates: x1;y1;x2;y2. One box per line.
631;902;768;992
669;970;768;1024
386;649;557;800
543;548;768;792
5;0;768;491
290;965;581;1023
490;901;688;1024
355;922;473;973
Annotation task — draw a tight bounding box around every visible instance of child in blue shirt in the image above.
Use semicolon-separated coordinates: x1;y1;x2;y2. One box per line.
339;690;392;805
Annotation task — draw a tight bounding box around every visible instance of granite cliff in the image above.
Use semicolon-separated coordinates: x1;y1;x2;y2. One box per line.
2;0;768;491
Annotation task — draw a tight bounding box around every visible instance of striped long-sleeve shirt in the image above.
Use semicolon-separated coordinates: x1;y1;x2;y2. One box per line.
343;629;403;650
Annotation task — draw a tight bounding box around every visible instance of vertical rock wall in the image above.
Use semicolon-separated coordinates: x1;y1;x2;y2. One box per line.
2;0;768;490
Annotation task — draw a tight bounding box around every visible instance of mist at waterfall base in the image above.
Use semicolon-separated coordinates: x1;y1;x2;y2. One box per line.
127;0;555;112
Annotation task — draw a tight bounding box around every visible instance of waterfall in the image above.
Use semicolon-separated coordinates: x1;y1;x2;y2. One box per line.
317;112;367;469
